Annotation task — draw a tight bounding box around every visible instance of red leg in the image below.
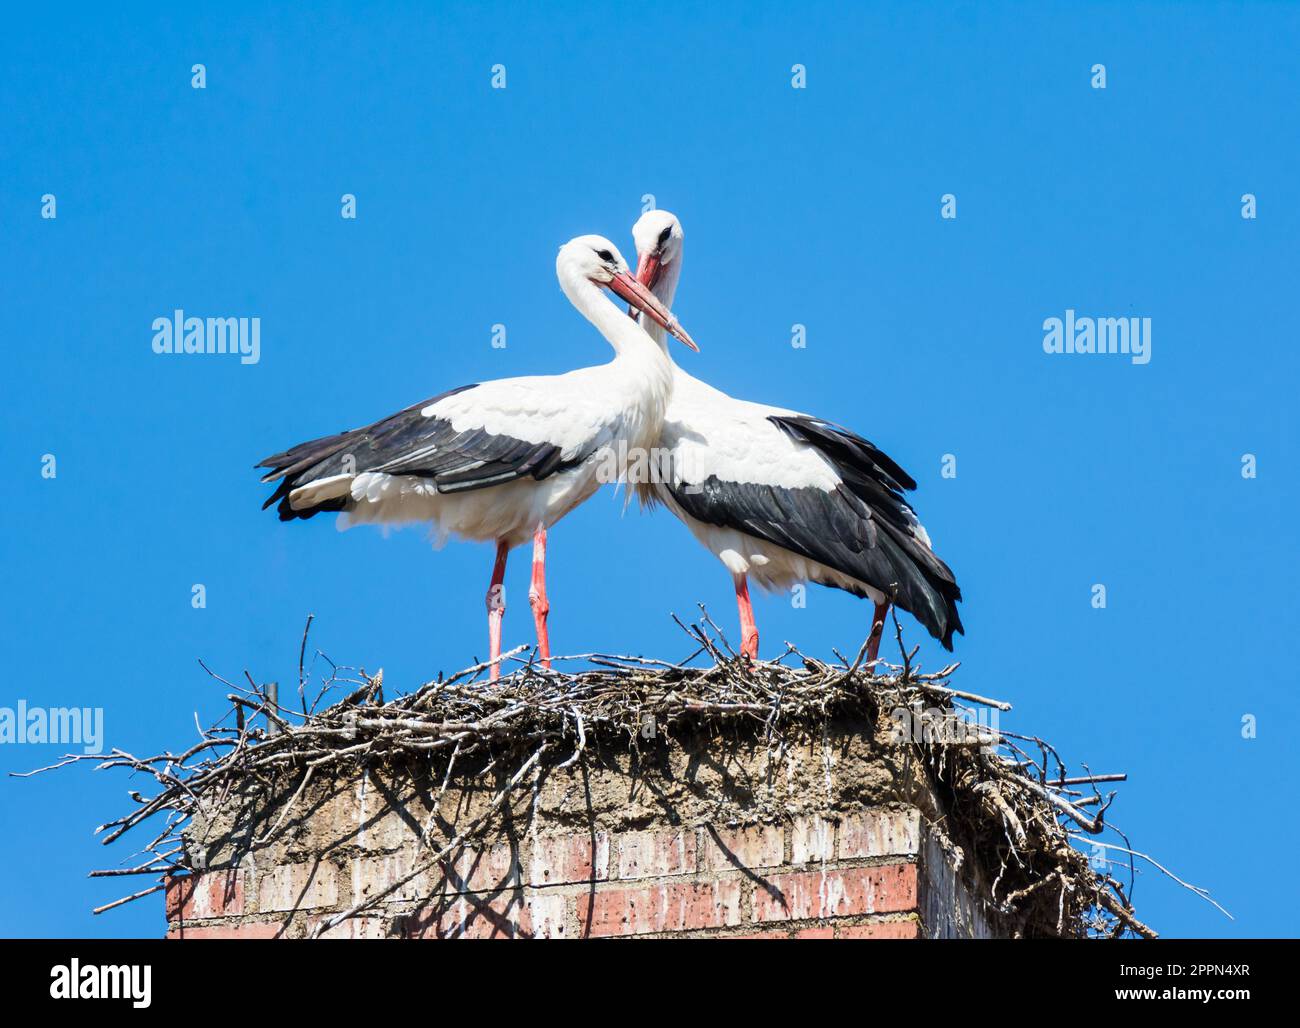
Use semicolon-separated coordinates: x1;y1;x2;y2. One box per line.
528;523;551;670
866;600;890;665
486;541;508;682
734;573;759;661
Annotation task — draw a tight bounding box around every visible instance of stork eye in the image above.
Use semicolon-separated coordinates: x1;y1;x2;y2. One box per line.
658;226;672;244
596;248;614;262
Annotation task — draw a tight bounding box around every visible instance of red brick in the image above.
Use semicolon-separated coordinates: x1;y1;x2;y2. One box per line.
447;842;521;893
790;816;834;865
351;852;433;904
401;892;567;939
257;862;339;912
166;870;243;921
701;825;784;872
793;926;836;939
615;829;697;880
753;863;917;922
165;875;192;921
529;832;609;886
837;920;919;939
838;809;920;859
402;899;522;939
167;921;282;939
522;893;569;938
307;915;390;939
349;844;519;904
577;881;741;937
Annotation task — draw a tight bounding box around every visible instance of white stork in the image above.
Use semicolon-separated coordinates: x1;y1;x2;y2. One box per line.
258;235;698;679
629;210;962;663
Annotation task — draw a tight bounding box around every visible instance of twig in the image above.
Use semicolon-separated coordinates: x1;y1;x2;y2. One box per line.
21;613;1160;939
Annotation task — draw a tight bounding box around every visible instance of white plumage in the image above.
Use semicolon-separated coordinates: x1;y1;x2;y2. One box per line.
259;233;698;677
630;210;962;660
334;361;673;547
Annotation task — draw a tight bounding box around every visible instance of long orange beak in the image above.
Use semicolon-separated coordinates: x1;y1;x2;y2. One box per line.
606;269;698;351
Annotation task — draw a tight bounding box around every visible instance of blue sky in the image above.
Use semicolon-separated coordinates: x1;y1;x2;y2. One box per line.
2;1;1296;938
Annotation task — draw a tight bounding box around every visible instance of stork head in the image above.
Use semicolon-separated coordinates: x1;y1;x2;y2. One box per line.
557;234;697;351
631;209;684;295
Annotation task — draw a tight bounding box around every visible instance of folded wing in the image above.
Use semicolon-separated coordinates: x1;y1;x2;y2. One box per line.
257;383;593;521
665;412;964;649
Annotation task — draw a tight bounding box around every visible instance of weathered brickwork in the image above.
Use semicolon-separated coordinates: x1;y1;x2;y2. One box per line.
166;719;1006;938
167;805;997;938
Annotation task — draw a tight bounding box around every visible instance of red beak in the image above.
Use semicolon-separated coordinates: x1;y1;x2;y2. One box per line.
635;251;663;293
606;269;698;352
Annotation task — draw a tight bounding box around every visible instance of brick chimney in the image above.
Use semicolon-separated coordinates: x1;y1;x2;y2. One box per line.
167;714;1011;938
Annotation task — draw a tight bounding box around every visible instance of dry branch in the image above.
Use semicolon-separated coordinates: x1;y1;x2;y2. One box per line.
17;613;1181;939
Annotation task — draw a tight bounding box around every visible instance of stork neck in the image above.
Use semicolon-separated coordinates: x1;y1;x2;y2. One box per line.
561;269;666;362
639;256;683;360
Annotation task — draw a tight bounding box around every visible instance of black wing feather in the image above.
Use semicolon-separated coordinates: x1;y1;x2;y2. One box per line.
257;384;586;521
668;414;964;649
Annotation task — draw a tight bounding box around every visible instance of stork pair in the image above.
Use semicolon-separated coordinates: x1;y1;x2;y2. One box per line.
259;213;962;678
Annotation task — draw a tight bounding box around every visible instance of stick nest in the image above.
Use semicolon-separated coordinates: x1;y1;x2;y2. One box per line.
23;612;1185;938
